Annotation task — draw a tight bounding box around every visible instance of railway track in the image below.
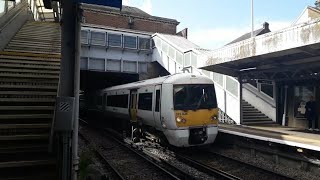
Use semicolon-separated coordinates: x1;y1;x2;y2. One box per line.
177;148;294;180
80;118;247;180
79;119;195;180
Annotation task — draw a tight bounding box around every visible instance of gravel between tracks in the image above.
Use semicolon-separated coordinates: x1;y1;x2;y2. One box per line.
210;146;319;180
79;125;175;180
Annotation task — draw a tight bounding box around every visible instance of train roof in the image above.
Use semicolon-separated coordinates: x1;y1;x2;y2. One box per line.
101;73;213;92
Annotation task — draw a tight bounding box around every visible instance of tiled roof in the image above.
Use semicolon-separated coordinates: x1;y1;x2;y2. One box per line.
82;4;179;24
226;22;271;45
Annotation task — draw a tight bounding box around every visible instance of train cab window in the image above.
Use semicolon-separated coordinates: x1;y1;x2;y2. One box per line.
155;90;160;112
138;93;152;111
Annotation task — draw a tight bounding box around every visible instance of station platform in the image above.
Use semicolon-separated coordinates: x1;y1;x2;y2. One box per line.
218;123;320;152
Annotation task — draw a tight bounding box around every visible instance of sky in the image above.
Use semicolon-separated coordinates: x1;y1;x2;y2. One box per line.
123;0;317;49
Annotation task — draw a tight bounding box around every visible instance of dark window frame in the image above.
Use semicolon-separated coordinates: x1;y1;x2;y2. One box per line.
107;94;128;108
155;90;160;112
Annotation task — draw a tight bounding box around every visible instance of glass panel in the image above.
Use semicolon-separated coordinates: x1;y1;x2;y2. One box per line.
184;52;191;66
261;84;274;98
226;76;239;97
107;95;128;108
213;72;223;86
173;85;217;110
124;36;137;49
16;0;21;4
138;93;153;111
202;70;211;77
91;31;105;46
0;1;5;16
168;46;175;59
176;51;183;65
294;86;314;118
8;1;14;10
139;37;150;49
161;41;168;54
108;34;121;47
81;30;89;44
248;80;257;88
154;37;161;48
191;53;197;67
155;90;160;112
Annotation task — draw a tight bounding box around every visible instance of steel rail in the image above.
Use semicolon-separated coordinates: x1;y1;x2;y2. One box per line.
175;153;241;180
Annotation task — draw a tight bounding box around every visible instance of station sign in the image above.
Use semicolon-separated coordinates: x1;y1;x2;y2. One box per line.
78;0;122;9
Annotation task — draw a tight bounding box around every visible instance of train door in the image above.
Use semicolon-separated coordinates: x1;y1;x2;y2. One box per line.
153;85;162;129
130;90;138;123
137;86;155;127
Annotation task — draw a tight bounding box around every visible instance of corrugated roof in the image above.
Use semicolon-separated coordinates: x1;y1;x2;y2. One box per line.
158;33;199;52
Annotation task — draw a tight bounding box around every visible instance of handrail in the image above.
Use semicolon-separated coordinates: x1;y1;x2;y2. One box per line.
0;3;26;33
48;75;61;153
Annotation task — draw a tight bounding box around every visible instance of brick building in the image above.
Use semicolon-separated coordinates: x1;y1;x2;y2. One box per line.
82;4;180;34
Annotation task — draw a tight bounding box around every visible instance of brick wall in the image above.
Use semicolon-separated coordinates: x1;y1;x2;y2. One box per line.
83;10;177;34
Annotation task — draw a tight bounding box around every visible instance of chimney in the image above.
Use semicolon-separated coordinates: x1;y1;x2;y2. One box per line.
176;28;188;39
263;22;269;30
316;0;320;8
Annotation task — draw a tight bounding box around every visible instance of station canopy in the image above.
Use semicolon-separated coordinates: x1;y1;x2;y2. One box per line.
199;18;320;82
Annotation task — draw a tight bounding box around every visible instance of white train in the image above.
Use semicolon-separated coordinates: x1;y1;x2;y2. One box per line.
97;73;219;147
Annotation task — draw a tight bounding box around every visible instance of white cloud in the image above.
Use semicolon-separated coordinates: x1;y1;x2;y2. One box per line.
188;21;291;50
122;0;153;14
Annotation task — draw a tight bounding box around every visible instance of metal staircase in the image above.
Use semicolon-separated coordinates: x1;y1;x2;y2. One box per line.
242;100;274;125
0;21;60;179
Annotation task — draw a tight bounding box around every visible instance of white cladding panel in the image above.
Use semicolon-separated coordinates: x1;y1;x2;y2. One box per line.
226;93;240;124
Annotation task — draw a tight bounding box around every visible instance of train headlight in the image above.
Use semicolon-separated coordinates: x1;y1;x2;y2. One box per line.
211;115;218;121
176;117;186;123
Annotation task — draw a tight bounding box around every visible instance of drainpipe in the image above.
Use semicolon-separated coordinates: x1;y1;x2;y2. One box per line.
282;85;288;126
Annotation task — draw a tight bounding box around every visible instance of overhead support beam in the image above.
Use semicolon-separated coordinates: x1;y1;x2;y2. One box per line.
201;65;239;77
298;46;320;56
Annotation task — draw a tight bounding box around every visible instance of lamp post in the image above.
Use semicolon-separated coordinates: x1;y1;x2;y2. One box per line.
251;0;254;38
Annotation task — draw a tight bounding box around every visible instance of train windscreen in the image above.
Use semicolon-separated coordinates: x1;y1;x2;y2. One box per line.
173;84;217;110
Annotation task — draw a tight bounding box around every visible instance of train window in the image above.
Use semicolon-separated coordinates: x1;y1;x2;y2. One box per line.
155;90;160;112
138;93;152;111
107;95;128;108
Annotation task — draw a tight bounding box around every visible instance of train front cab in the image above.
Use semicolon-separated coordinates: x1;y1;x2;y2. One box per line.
161;83;219;147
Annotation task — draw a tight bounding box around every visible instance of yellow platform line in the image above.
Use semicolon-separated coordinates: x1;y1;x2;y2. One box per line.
0;51;61;59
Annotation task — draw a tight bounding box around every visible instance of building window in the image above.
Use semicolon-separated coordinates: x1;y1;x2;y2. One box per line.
139;37;150;50
124;36;137;49
138;93;152;111
155;90;160;112
107;95;128;108
108;33;122;47
261;84;273;98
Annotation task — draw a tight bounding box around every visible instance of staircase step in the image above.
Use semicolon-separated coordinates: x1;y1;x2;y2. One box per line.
243;118;272;122
0;84;58;90
243;114;268;118
0;106;54;110
4;49;61;55
0;134;49;141
0;98;55;102
0;124;50;129
0;62;60;70
0;91;56;95
0;159;54;168
0;144;47;154
0;114;53;119
242;121;275;125
0;54;60;61
0;72;59;79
